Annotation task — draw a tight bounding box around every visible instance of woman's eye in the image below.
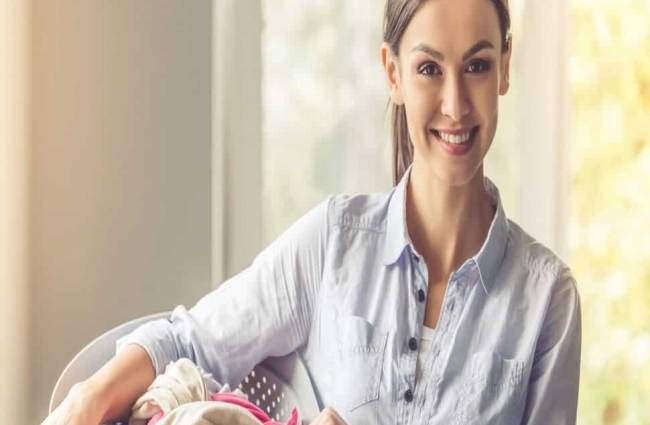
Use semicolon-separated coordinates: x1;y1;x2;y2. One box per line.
418;63;441;76
465;59;491;73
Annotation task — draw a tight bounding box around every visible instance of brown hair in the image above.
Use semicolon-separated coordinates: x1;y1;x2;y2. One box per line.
383;0;511;185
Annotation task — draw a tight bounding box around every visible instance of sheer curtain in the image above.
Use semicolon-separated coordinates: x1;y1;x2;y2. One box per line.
261;1;390;243
513;0;570;261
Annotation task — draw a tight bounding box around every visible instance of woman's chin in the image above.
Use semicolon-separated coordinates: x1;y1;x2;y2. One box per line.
427;161;484;188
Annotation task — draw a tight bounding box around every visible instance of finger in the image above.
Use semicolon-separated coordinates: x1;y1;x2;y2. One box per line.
328;407;347;425
310;407;347;425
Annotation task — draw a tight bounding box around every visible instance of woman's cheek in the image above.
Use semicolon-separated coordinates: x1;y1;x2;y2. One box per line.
463;82;494;128
406;100;434;145
408;84;439;123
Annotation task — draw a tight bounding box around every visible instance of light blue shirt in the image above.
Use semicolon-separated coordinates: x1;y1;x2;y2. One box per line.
117;166;581;424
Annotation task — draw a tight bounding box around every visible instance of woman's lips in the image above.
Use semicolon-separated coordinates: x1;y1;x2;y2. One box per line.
430;126;479;156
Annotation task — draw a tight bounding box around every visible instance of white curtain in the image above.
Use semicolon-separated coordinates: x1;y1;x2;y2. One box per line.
511;0;570;261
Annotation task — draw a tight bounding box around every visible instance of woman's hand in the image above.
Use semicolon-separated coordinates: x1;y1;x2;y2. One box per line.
309;407;349;425
40;381;109;425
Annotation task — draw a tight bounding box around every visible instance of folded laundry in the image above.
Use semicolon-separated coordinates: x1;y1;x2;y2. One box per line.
129;358;226;425
129;358;299;425
142;386;253;425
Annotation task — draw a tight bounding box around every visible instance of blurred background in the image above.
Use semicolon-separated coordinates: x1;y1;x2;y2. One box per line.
1;0;649;423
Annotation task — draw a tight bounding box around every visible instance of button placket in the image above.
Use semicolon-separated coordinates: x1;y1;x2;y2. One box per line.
443;277;464;327
417;277;458;401
404;249;428;412
405;249;425;397
428;282;467;408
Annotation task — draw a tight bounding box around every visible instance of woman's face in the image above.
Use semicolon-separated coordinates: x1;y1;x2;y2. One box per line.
382;0;511;186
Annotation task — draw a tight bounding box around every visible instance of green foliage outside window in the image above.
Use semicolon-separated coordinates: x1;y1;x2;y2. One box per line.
570;0;650;423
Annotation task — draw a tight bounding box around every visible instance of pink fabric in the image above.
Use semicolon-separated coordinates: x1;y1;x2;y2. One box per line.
263;408;298;425
146;410;164;425
209;393;299;425
143;391;299;425
209;394;270;422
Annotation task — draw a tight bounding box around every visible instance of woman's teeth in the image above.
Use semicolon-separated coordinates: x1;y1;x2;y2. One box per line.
436;129;473;144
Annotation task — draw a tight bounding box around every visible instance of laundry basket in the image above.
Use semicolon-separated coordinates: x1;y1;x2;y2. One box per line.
49;312;321;424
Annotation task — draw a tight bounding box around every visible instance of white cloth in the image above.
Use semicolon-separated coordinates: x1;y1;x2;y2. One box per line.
129;358;244;425
415;325;436;383
155;401;260;425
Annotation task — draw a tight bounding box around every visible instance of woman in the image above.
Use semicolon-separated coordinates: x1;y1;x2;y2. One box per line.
43;0;581;424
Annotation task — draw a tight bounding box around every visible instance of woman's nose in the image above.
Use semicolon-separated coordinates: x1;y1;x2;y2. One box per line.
440;76;470;121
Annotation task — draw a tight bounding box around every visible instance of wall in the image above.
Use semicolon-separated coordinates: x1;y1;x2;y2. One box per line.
0;0;30;423
29;1;212;421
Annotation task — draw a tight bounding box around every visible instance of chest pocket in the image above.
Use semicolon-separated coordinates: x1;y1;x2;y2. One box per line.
321;314;388;412
453;351;527;425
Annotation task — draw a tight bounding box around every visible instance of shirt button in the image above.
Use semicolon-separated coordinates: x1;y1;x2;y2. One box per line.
408;337;418;351
404;388;414;402
417;289;425;302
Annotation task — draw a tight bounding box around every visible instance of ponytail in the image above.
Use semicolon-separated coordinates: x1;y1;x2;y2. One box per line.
390;102;413;185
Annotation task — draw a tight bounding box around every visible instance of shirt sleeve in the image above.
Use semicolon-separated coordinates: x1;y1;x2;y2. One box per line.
522;266;582;424
115;196;332;388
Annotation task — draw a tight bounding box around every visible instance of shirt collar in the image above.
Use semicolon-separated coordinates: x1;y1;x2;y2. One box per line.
383;165;413;267
382;164;510;295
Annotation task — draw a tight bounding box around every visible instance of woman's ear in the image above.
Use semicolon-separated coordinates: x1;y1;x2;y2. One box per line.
499;36;512;96
381;42;404;105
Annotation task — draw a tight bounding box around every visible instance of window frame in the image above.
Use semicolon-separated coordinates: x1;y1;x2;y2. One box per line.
212;0;263;286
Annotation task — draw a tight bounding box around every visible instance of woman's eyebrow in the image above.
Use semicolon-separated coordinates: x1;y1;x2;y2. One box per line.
410;40;495;61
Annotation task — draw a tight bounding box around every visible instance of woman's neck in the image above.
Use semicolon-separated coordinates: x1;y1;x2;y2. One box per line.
405;160;495;283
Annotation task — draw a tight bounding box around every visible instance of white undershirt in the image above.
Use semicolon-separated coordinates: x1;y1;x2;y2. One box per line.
416;325;436;382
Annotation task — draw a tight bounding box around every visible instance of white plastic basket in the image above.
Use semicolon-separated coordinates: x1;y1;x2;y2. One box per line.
49;312;321;424
238;364;301;422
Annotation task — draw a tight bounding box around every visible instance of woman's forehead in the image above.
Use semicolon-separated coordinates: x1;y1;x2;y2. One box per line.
400;0;503;58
